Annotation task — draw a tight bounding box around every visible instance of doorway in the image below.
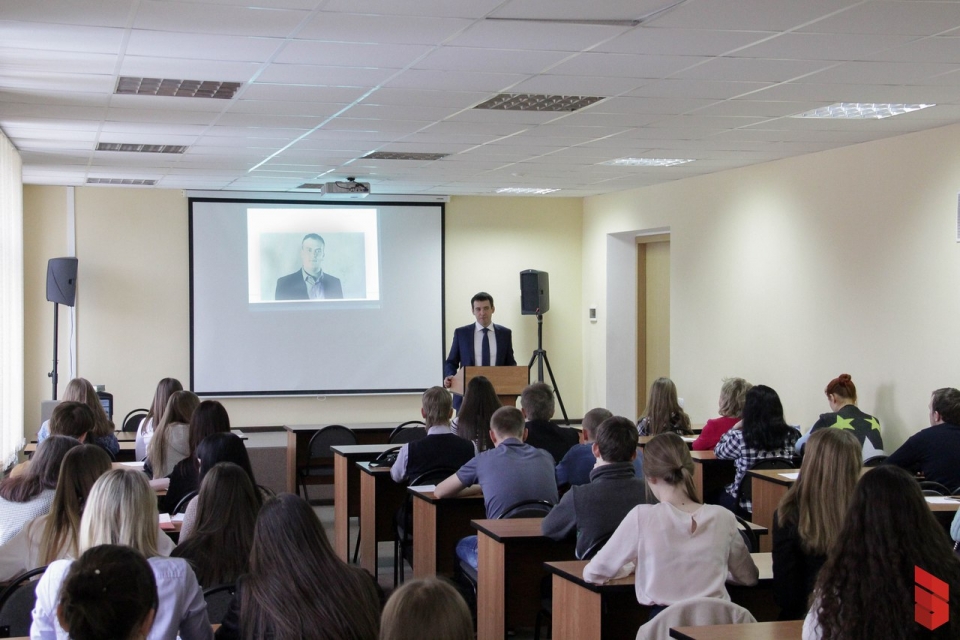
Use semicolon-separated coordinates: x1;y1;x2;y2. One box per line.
636;234;670;415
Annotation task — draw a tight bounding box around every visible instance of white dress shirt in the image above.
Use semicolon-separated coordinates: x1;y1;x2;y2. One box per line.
390;425;454;483
473;322;497;367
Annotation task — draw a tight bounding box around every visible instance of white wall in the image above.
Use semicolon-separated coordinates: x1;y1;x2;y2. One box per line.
584;121;960;450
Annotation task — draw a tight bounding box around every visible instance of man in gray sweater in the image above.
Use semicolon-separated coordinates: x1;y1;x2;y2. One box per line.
541;416;649;559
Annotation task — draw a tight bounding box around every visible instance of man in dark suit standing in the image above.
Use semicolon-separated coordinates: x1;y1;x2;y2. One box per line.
274;233;344;300
443;292;517;408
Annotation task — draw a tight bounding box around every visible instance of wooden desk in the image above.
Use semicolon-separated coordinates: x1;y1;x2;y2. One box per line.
670;620;803;639
357;461;408;576
330;444;396;562
546;553;775;640
409;488;486;578
638;435;698;448
474;518;576;640
24;439;137;462
283;422;400;493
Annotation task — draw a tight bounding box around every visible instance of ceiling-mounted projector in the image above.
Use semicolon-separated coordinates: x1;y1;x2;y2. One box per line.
321;177;370;199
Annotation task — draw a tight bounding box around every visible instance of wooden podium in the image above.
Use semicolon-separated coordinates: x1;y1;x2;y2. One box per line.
450;366;528;408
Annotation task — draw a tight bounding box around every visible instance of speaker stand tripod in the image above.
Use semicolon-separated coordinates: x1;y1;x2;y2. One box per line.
48;301;60;400
527;311;569;424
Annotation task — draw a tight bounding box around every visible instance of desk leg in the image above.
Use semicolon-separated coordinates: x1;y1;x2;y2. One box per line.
477;533;505;640
551;576;602;640
751;479;787;553
359;471;378;574
412;498;437;578
286;430;297;494
334;454;350;562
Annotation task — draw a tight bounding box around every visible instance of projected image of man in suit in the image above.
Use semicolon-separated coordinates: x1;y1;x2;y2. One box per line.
274;233;344;300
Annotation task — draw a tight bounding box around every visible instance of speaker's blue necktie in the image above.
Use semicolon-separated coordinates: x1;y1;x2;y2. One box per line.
481;327;491;366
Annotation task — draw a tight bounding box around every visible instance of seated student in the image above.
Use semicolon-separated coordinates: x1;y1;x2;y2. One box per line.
435;406;558;570
803;466;960;640
542;416;650;559
163;400;231;513
715;385;801;516
451;375;500;452
138;377;183;461
794;374;884;458
146;389;200;479
556;408;645;487
390;387;475;483
0;435;79;546
0;444;112;581
692;378;752;451
215;493;380;640
886;387;960;491
56;545;158;640
172;462;261;589
637;377;693;436
584;433;759;614
47;401;95;443
39;378;119;460
380;577;472;640
773;429;861;620
520;382;579;464
31;468;212;640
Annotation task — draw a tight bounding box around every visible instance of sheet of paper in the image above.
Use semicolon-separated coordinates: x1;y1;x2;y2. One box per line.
158;513;172;525
924;496;959;504
171;513;186;523
120;461;145;469
408;484;437;492
778;472;800;480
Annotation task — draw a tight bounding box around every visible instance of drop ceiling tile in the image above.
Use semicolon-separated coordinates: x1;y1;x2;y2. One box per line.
118;56;261;82
747;82;960;104
361;88;490;108
413;47;570;74
866;36;960;64
0;70;115;93
0;89;109;107
256;64;396;87
628;79;773;100
206;125;312;138
796;2;960;36
274;41;431;68
242;83;369;103
0;49;117;75
448;20;625;52
341;103;461;122
443;109;562;124
214;113;325;128
732;32;916;61
297;13;472;44
126;30;283;62
322;0;503;18
0;103;104;121
321;118;428;134
674;57;835;83
1;127;98;142
383;132;496;145
99;121;207;137
134;1;309;37
107;94;228;112
536;112;658;128
1;117;101;132
507;74;644;96
231;100;349;117
547;53;708;79
105;108;219;125
596;28;775;56
801;61;959;85
690;100;830;118
1;1;133;28
384;69;525;92
421;120;529;137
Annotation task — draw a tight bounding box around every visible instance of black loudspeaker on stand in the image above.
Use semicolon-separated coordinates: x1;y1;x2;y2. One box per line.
520;270;569;423
46;257;78;400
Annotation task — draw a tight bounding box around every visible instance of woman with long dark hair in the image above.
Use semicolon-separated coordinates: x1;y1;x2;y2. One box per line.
146;390;200;479
138;377;183;461
163;400;231;513
715;385;800;516
637;377;692;436
215;493;380;640
803;465;960;639
452;375;501;452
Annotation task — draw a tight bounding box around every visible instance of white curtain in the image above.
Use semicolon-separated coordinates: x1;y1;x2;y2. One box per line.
0;129;24;469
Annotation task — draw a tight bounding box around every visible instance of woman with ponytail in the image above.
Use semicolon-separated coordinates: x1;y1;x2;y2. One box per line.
584;433;758;613
795;373;885;457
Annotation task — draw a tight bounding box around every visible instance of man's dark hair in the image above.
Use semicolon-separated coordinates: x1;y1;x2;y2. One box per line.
520;383;554;422
594;417;639;463
932;387;960;425
50;401;95;440
301;233;325;247
470;292;494;308
581;408;613;441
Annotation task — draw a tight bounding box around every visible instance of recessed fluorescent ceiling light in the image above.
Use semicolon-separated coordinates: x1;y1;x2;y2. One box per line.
86;178;156;185
791;103;935;119
362;152;448;161
116;76;241;99
496;188;560;195
601;158;694;167
96;143;187;154
475;94;604;112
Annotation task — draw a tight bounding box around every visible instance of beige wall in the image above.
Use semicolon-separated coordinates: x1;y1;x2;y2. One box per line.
21;190;585;431
584;121;960;450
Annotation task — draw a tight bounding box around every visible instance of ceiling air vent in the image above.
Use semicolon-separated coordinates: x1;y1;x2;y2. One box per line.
116;76;241;99
362;152;448;161
86;178;157;185
474;93;604;112
96;143;187;154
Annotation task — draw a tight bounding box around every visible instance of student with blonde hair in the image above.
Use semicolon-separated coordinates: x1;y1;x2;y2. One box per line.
138;377;184;461
31;468;212;640
692;378;752;451
38;378;119;459
773;429;861;619
584;433;758;615
0;444;111;580
380;577;472;640
637;377;692;437
146;389;200;479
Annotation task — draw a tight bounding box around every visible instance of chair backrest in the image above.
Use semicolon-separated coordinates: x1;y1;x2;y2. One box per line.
577;532;612;561
202;583;236;625
122;408;149;433
306;425;357;464
636;597;756;640
173;490;198;515
389;421;427;444
373;446;402;466
0;566;47;638
863;455;888;468
738;457;796;507
735;514;760;553
919;481;951;496
410;467;461;488
498;499;554;519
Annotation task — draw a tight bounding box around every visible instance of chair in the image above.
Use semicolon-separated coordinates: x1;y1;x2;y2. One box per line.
0;566;47;638
498;499;554;520
202;583;236;625
863;455;888;467
370;446;402;468
919;481;951;496
736;457;796;518
393;466;461;587
121;408;149;433
388;421;427;444
172;490;197;515
636;596;756;640
297;425;357;503
735;514;759;553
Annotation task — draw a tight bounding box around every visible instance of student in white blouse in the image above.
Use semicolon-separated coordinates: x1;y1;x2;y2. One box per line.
583;433;758;613
137;378;184;461
30;468;212;640
145;390;199;479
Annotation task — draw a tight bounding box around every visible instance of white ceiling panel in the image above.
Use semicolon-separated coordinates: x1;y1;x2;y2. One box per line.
256;64;397;87
413;47;570;74
867;36;960;64
274;41;431;68
107;94;228;112
0;90;110;107
321;0;503;19
133;1;309;37
653;0;862;31
214;113;325;128
690;100;829;118
674;57;835;83
118;56;262;82
801;61;959;85
0;49;118;75
1;0;134;28
544;112;659;128
596;28;774;57
383;69;525;92
507;75;645;96
342;103;462;122
732;32;917;61
297;13;472;45
126;30;283;62
547;53;708;79
746;82;960;104
489;0;669;21
629;79;774;100
231;100;349;117
796;2;960;36
361;88;490;108
0;71;115;93
104;108;219;125
448;20;626;51
241;83;369;103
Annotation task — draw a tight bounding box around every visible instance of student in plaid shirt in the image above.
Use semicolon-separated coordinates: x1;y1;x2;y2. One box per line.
714;385;800;516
